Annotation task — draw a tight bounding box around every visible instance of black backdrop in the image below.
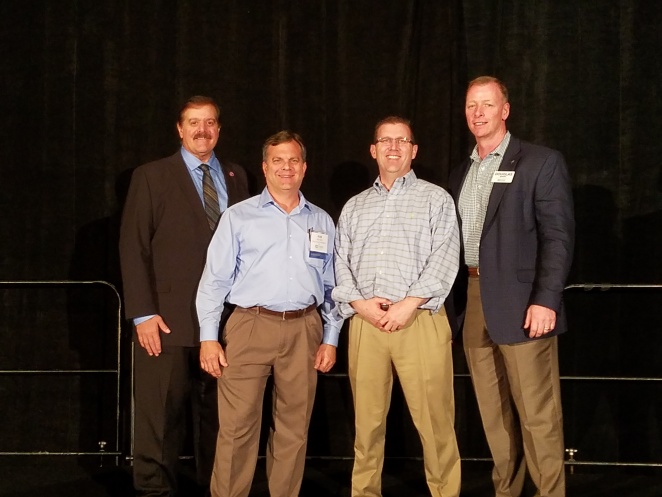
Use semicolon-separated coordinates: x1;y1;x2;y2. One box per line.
1;0;662;468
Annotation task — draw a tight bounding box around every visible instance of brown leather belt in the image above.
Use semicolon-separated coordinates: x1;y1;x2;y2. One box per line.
467;266;479;277
243;303;317;320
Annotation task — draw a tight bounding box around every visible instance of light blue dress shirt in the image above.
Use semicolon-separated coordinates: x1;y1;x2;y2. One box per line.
196;188;343;346
180;146;229;211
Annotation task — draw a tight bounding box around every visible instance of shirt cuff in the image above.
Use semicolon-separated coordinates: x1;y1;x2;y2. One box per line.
133;315;156;326
338;302;356;319
322;326;341;347
199;323;220;342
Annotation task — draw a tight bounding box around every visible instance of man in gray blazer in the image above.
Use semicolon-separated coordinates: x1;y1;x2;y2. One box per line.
448;76;574;497
120;96;249;496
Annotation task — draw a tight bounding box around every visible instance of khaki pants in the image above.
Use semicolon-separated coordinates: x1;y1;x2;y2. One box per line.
348;309;461;497
210;307;322;497
464;276;566;497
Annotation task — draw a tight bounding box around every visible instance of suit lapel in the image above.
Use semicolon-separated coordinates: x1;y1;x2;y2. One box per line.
168;152;210;233
482;137;522;232
222;162;240;207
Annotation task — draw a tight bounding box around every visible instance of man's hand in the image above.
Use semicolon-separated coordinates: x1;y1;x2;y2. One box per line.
378;297;427;332
350;297;392;328
136;315;170;356
524;304;557;338
314;344;337;373
200;340;228;378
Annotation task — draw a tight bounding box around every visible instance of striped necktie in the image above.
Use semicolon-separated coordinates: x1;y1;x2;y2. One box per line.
199;163;221;231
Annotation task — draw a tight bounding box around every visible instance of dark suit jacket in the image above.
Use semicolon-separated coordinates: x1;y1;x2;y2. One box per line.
448;135;575;344
119;151;249;347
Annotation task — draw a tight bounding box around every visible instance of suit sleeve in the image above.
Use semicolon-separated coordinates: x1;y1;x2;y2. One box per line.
531;151;575;311
119;167;158;320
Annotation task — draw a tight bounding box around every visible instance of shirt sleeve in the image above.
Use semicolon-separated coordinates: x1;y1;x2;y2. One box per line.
319;217;344;346
331;205;363;318
406;191;460;311
196;210;237;341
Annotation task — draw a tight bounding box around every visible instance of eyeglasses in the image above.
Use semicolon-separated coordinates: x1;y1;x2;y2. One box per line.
375;137;414;147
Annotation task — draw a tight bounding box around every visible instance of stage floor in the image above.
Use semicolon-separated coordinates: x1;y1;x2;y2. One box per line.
1;457;661;496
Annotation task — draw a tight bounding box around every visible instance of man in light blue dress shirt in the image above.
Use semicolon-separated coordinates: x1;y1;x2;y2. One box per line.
196;130;342;497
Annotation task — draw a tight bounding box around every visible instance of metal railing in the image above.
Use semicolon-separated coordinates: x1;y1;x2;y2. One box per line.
555;283;662;469
316;283;662;469
0;280;123;463
3;281;661;470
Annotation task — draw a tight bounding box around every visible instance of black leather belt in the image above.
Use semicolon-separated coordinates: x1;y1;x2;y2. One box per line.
243;303;317;320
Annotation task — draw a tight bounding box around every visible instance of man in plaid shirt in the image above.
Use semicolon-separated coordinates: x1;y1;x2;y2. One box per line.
333;116;461;497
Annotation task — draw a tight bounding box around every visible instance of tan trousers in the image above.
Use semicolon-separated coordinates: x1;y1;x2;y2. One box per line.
348;309;461;497
210;307;322;497
463;276;565;497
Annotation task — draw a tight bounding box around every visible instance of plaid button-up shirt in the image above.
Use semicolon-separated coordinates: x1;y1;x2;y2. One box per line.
332;170;460;318
458;132;511;267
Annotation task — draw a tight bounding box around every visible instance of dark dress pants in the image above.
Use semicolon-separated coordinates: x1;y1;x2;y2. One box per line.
133;345;218;497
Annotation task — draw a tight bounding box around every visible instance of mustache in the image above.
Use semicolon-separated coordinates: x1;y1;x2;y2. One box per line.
193;131;212;140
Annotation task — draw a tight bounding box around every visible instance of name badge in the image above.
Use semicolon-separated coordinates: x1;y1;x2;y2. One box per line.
491;171;515;183
309;231;328;259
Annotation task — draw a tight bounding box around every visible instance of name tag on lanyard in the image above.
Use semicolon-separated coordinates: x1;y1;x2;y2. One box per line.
309;230;328;259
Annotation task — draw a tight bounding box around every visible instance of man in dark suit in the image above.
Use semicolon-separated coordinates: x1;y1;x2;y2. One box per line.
120;96;249;496
448;76;574;497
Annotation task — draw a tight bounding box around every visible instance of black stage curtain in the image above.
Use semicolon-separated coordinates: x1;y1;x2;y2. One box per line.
1;0;661;466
